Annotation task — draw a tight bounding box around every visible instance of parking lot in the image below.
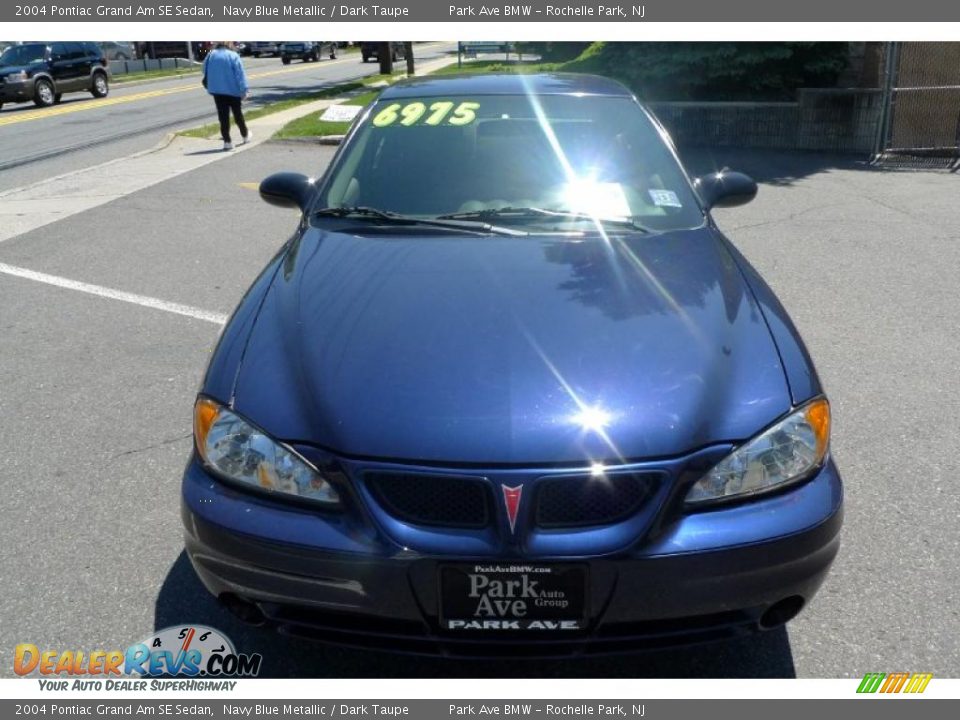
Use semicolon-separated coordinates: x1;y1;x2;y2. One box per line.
0;139;957;678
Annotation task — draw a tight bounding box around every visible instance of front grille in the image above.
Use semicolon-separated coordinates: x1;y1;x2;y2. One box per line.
366;472;491;529
534;473;657;528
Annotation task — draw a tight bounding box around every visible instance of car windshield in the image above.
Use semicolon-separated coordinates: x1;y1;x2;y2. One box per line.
320;92;704;233
1;44;47;65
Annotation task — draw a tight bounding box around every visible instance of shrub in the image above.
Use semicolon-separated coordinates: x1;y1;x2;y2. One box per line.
562;42;850;101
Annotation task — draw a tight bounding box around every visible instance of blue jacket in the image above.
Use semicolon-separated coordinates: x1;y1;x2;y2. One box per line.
203;48;247;97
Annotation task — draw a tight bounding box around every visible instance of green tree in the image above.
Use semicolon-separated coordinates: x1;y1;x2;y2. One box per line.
564;42;850;101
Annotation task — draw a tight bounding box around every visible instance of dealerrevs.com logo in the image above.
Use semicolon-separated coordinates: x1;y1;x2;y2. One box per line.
14;625;262;688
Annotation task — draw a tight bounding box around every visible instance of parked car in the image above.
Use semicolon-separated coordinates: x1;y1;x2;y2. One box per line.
192;42;218;61
360;41;405;63
0;41;109;110
248;42;280;58
98;41;136;61
136;41;193;60
280;42;337;64
182;73;843;654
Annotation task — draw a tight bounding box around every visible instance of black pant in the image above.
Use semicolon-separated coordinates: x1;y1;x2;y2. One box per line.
213;93;247;142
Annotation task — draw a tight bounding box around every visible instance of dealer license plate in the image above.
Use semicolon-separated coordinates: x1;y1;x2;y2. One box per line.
439;563;587;631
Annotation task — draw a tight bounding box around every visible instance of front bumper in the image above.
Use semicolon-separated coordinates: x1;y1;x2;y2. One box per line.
181;454;842;657
0;80;32;103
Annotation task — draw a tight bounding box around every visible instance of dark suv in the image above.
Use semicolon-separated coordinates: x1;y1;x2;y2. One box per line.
0;42;110;110
280;42;337;64
360;42;406;63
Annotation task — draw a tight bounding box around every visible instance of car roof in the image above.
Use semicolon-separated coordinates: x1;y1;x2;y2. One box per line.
380;73;634;100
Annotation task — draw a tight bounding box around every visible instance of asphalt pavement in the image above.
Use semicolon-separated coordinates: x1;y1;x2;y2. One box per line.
0;136;957;678
0;42;457;191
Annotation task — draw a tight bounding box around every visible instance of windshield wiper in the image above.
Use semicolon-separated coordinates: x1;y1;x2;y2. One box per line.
437;207;650;233
313;206;404;221
312;206;527;236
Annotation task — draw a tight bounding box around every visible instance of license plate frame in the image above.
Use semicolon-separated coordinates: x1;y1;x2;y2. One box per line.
438;563;588;632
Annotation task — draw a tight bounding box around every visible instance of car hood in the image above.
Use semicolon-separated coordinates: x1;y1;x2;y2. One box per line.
231;226;792;464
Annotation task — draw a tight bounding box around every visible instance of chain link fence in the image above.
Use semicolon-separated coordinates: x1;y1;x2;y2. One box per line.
873;42;960;169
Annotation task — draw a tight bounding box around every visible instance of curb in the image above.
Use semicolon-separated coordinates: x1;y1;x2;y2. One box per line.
267;135;344;146
0;131;178;201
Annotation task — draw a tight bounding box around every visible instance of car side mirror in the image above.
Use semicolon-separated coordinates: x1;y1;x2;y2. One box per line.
694;170;758;210
259;172;315;212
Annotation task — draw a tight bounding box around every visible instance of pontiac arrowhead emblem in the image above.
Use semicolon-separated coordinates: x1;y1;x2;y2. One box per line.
501;485;523;534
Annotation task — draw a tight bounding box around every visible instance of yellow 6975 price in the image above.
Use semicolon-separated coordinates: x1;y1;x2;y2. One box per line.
372;101;481;128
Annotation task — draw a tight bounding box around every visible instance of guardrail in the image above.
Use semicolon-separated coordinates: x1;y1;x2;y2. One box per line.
457;41;520;67
109;57;201;76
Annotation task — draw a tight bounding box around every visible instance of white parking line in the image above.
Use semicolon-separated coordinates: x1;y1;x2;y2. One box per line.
0;262;227;325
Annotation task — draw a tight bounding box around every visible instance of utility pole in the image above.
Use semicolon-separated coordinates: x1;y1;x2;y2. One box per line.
378;42;393;75
405;42;415;75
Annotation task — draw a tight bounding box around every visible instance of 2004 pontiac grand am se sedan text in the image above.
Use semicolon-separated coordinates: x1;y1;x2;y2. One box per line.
181;73;842;657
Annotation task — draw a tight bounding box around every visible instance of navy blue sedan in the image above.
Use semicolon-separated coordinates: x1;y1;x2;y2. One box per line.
182;73;842;655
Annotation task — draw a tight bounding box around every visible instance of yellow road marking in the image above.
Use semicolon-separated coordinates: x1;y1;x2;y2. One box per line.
0;58;354;128
237;182;259;190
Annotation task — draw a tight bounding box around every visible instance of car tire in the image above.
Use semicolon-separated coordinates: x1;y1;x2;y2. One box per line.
282;57;291;65
91;72;109;98
33;78;55;107
329;49;337;60
362;55;369;63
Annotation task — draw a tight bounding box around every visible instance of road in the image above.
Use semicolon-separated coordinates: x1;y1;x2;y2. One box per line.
0;62;957;678
0;42;457;191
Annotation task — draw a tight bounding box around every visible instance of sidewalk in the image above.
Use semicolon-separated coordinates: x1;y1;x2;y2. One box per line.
0;54;455;244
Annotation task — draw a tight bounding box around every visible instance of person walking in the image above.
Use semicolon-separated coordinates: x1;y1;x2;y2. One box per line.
202;42;250;151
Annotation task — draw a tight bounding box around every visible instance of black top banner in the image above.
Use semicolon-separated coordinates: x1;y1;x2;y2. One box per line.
4;0;960;22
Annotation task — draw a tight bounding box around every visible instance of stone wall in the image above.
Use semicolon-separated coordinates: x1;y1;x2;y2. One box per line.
649;88;884;155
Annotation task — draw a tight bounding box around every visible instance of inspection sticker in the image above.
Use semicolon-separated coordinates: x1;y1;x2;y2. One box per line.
649;189;683;208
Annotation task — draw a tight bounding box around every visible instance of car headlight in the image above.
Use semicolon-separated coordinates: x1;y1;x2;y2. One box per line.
685;398;830;505
5;71;28;82
193;397;340;506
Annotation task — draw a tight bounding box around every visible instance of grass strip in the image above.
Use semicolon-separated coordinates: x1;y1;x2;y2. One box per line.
273;89;382;139
271;60;559;140
177;74;392;139
431;60;561;76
